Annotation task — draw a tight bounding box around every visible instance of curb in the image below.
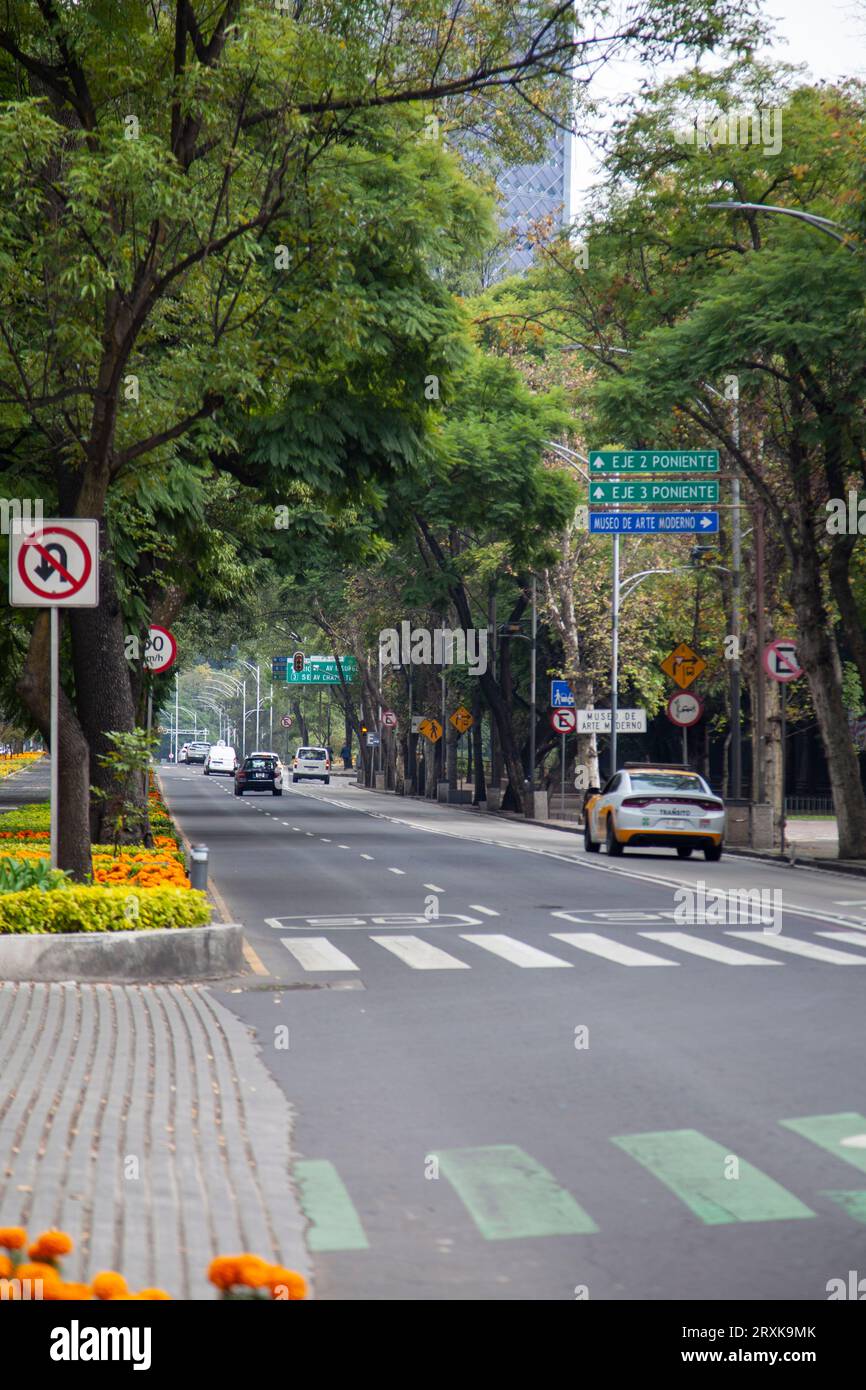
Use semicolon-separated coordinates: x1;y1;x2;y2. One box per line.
0;921;245;983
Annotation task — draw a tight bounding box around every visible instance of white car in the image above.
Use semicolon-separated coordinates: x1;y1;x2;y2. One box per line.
584;763;725;860
204;745;237;776
291;746;330;784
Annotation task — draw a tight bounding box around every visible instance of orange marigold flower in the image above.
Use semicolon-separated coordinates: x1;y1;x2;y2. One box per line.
0;1227;27;1250
50;1282;94;1301
207;1255;239;1290
236;1253;271;1288
29;1229;73;1259
137;1288;172;1300
92;1271;128;1300
267;1267;307;1300
0;1255;12;1279
15;1261;61;1285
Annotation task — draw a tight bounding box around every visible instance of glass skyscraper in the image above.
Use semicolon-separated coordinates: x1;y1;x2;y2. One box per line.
493;129;573;278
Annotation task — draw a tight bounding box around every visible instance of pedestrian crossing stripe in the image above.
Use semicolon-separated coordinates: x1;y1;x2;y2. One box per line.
611;1129;815;1225
780;1113;866;1174
277;930;866;972
436;1145;598;1239
295;1159;369;1251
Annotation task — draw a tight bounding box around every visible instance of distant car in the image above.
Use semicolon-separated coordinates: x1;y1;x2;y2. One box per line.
235;753;283;796
291;746;330;784
583;763;725;860
178;743;191;764
185;741;211;765
204;745;237;776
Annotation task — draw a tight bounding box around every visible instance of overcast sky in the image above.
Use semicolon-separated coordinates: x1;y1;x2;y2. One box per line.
570;0;866;210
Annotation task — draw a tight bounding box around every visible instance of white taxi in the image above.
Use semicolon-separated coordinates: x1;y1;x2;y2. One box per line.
584;763;725;860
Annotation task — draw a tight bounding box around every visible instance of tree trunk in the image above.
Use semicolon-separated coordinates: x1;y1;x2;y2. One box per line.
69;543;141;843
16;612;92;880
790;548;866;857
471;687;487;804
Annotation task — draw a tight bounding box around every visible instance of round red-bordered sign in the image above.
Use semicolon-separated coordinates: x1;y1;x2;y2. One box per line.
666;690;704;727
17;526;93;602
762;639;802;682
144;625;177;674
550;707;577;734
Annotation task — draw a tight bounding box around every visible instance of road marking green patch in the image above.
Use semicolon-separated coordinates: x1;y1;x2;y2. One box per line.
437;1145;597;1240
821;1191;866;1223
295;1159;369;1251
612;1129;815;1225
780;1113;866;1174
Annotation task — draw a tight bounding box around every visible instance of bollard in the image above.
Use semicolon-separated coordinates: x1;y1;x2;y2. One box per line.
188;843;209;891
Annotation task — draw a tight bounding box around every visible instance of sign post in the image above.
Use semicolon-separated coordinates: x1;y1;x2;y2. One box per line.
763;640;802;855
9;519;100;868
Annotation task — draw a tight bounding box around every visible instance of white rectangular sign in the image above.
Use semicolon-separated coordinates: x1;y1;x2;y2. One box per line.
577;708;647;733
9;518;99;608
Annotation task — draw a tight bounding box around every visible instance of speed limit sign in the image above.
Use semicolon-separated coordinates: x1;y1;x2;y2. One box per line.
144;625;177;674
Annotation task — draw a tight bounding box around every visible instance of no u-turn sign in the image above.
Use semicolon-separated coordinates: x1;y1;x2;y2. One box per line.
9;519;100;608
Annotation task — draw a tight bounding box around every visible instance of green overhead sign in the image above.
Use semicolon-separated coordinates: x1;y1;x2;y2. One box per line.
590;479;720;504
589;450;720;473
283;657;358;685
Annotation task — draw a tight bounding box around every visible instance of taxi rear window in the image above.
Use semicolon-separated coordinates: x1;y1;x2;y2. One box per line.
298;748;327;759
629;773;705;793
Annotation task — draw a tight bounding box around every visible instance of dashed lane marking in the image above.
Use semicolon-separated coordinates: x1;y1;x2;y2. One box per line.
468;904;499;917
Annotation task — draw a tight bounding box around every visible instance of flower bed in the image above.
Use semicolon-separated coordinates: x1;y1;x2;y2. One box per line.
0;752;44;780
0;1227;306;1301
0;885;209;933
0;782;206;933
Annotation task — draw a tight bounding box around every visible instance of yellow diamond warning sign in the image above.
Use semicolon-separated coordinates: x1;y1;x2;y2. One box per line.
449;706;474;734
419;718;443;743
660;642;706;690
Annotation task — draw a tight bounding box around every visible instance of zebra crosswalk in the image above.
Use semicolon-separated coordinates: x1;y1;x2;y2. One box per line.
277;927;866;973
296;1111;866;1250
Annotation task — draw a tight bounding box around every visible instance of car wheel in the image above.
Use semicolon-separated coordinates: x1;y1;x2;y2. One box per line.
324;777;330;785
292;775;298;783
704;843;723;862
606;815;624;856
275;788;283;796
235;788;243;797
676;846;693;859
203;768;209;775
584;819;600;853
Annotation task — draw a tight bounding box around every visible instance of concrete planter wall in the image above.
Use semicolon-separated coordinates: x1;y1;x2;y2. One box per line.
0;922;244;983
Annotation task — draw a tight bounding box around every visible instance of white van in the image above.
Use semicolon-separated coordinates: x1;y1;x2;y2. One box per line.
292;746;330;784
204;745;237;776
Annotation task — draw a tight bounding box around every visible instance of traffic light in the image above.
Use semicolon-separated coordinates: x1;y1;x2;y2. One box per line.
292;651;305;674
360;722;368;737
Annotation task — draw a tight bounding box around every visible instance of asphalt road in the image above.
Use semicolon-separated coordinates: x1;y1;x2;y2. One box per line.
161;765;866;1301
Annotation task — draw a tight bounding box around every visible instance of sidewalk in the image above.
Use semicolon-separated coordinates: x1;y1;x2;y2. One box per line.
0;980;311;1298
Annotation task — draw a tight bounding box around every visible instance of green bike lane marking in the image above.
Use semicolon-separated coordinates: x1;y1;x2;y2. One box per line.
821;1192;866;1223
298;1123;866;1252
295;1160;369;1252
780;1113;866;1221
780;1112;866;1173
436;1145;598;1239
612;1129;815;1225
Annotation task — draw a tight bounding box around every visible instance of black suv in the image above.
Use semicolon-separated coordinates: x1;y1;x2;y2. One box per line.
235;754;283;797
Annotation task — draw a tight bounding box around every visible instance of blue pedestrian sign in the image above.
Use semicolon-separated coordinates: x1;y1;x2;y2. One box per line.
550;680;576;708
588;511;719;535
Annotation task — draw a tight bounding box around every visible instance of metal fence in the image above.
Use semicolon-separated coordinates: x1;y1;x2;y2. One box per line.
784;795;835;815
